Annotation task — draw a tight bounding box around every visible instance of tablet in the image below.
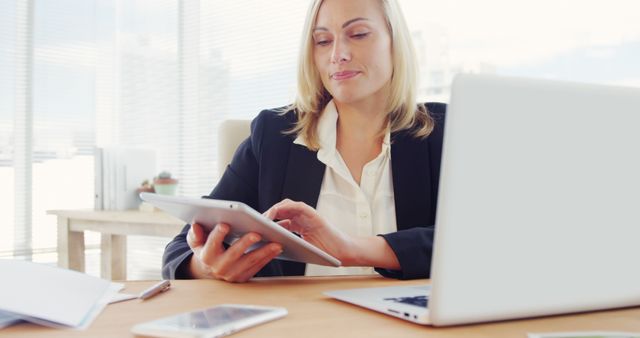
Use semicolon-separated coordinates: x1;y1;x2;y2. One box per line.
131;304;287;338
140;193;341;267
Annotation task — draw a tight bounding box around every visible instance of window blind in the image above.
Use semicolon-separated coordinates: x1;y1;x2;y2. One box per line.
1;0;97;265
2;0;638;281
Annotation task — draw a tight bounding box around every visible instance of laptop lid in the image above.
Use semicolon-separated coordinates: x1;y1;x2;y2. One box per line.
428;74;640;326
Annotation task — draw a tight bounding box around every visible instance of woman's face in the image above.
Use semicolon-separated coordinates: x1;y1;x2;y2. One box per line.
312;0;393;107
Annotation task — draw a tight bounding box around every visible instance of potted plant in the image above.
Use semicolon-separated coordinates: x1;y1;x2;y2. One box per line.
136;179;155;194
153;171;178;195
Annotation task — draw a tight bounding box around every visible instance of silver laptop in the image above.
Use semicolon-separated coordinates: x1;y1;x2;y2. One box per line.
325;74;640;326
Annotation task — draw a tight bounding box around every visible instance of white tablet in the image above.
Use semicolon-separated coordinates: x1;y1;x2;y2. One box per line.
131;304;287;338
140;193;341;267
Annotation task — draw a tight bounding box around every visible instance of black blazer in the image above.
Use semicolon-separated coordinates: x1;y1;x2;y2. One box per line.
162;103;447;280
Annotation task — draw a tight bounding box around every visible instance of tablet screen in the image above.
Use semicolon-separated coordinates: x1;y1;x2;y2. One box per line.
157;306;273;329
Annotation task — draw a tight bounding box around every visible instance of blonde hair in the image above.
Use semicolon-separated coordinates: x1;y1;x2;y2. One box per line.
284;0;435;150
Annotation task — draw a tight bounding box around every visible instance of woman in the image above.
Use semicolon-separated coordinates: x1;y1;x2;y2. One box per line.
162;0;446;282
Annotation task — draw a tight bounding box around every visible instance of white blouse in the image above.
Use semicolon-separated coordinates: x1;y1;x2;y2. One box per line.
293;100;398;276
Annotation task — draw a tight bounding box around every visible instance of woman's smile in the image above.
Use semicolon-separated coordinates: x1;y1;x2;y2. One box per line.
330;70;361;81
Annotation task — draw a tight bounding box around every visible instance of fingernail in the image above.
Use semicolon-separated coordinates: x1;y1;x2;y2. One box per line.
272;245;283;253
250;234;261;242
217;226;228;234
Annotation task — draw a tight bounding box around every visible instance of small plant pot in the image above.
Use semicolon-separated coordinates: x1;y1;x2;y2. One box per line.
154;178;178;195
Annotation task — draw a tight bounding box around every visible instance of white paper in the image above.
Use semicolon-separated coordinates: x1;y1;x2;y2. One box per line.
528;332;640;338
109;292;137;304
0;310;22;329
0;260;113;329
20;282;124;330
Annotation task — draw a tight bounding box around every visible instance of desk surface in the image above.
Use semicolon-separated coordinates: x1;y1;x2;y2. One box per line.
3;276;639;338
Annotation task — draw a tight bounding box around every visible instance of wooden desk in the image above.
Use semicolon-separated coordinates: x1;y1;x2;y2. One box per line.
3;276;640;337
47;210;185;280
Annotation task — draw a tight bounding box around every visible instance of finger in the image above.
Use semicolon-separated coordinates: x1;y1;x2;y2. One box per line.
187;223;205;249
226;243;283;282
266;203;305;221
276;219;291;228
274;198;293;206
233;252;281;283
222;244;276;282
263;206;278;220
276;219;299;233
293;200;316;214
268;199;303;216
271;198;294;210
216;232;262;270
199;223;229;266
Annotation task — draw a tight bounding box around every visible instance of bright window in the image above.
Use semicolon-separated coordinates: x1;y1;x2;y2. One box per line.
1;0;638;280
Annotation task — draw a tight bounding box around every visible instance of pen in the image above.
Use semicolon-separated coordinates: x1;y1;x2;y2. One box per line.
139;280;171;300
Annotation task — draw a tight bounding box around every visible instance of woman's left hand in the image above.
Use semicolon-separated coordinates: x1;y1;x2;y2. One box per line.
263;199;358;265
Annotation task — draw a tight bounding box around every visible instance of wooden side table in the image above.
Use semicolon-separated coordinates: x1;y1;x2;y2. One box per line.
47;209;185;280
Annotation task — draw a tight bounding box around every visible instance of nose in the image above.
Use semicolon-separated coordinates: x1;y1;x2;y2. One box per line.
330;38;351;64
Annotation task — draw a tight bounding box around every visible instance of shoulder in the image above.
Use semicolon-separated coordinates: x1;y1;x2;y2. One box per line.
247;105;298;154
251;105;297;135
392;102;447;144
418;102;447;142
424;102;447;131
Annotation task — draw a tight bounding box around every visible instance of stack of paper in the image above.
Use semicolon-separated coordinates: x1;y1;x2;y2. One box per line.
0;260;122;330
0;311;21;329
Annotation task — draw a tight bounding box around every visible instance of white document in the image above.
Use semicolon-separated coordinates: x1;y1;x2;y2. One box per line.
17;282;122;330
0;260;115;329
0;310;22;329
109;292;137;304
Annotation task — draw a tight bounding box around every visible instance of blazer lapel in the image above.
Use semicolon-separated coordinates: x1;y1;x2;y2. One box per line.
281;143;326;208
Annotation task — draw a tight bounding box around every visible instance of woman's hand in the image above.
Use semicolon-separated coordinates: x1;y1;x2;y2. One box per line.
264;199;401;270
186;222;282;282
263;199;359;266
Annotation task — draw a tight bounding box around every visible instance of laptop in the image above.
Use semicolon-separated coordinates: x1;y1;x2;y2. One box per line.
324;74;640;326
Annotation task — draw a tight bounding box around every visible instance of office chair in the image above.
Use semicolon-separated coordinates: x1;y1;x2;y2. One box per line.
217;119;251;179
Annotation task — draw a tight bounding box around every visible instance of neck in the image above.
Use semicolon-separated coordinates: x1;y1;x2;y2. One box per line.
334;99;388;142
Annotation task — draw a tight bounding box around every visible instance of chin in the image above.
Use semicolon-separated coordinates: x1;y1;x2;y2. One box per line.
329;89;367;105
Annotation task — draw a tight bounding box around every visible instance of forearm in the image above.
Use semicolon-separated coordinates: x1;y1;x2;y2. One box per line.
345;236;401;270
162;224;196;279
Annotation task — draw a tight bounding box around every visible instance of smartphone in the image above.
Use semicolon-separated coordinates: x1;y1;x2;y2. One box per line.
131;304;287;338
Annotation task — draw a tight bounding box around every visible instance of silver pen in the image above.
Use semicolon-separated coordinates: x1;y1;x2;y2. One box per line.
139;280;171;300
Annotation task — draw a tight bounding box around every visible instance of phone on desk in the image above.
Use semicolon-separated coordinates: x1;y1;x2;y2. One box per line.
131;304;287;338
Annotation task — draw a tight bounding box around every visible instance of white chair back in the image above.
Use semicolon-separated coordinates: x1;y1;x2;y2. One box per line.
217;119;251;179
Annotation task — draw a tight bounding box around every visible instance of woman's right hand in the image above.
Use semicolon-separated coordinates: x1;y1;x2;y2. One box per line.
186;222;283;282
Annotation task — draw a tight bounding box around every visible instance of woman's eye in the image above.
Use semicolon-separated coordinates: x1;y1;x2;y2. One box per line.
351;32;370;39
316;40;331;46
